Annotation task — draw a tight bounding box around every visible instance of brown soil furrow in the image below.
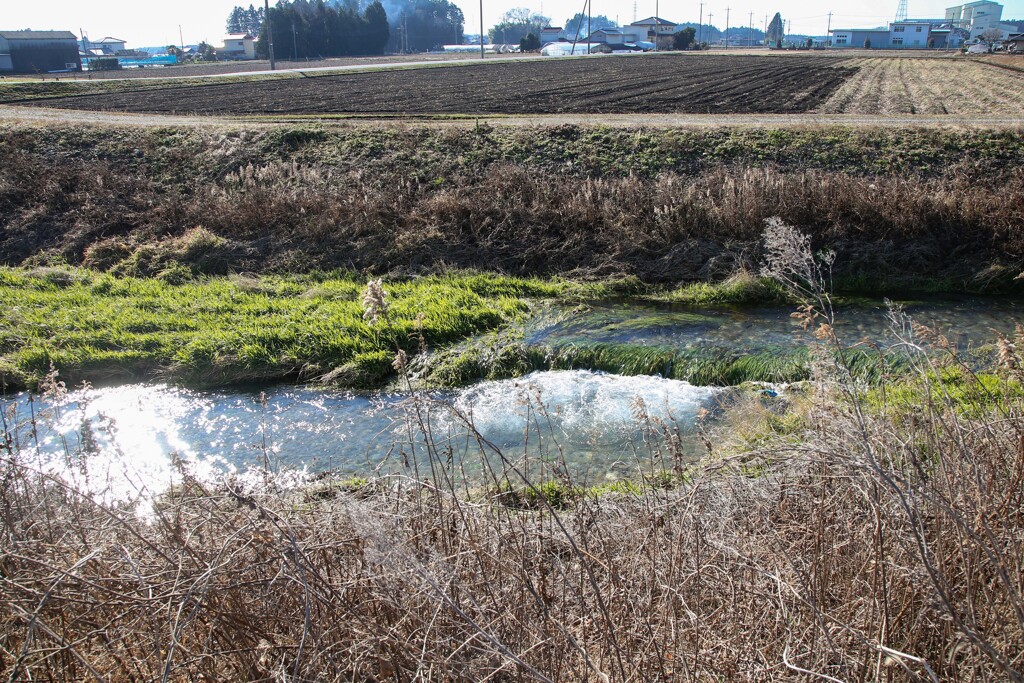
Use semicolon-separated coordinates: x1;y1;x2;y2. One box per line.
13;54;858;116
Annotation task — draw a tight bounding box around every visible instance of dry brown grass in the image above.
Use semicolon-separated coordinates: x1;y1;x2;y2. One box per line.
3;138;1023;285
821;56;1024;114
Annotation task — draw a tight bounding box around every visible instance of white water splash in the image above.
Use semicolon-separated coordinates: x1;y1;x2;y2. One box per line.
450;370;721;448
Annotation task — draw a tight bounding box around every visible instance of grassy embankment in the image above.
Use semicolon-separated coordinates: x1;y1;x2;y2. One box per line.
2;123;1022;390
2;123;1023;285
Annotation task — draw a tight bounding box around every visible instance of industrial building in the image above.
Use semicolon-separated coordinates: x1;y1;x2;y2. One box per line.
830;20;957;48
0;30;81;73
828;0;1024;48
945;1;1018;39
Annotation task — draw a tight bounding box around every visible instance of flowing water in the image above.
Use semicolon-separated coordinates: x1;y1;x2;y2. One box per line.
5;295;1023;499
3;370;720;500
523;295;1024;353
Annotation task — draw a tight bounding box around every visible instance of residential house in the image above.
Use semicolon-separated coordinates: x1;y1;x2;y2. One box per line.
220;33;255;60
628;17;677;49
539;27;564;44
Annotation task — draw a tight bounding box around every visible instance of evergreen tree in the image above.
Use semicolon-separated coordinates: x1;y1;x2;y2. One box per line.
388;0;464;52
227;7;247;33
673;26;696;49
519;32;541;50
256;0;389;58
563;13;616;39
766;13;784;47
363;2;390;54
226;4;266;35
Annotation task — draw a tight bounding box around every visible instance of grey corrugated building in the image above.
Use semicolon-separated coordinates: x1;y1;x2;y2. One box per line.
0;31;81;74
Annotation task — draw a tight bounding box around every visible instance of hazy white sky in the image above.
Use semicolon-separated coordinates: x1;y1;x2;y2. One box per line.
3;0;1022;47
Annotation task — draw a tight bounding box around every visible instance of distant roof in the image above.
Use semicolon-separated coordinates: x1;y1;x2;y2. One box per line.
540;26;563;31
94;36;126;43
0;30;77;40
632;17;676;26
224;33;254;39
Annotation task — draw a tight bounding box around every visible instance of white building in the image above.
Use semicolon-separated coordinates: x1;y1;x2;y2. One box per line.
629;17;677;48
588;28;625;43
889;20;932;47
220;33;255;60
88;36;127;54
539;27;564;44
945;1;1015;39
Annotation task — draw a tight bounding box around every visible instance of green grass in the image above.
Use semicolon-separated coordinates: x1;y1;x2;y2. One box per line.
0;267;565;390
650;272;791;306
420;334;905;389
865;364;1024;419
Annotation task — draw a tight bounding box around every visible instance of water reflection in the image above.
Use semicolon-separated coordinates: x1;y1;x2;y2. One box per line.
526;295;1024;353
4;370;722;500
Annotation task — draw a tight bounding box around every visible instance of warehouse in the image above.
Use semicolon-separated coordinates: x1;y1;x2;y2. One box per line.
0;30;81;74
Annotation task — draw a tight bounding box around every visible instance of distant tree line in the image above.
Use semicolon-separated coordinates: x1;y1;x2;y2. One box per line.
488;7;549;44
251;0;389;58
226;4;266;35
387;0;464;52
563;13;616;38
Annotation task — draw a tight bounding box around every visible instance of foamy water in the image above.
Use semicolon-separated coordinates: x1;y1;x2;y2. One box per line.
3;371;724;502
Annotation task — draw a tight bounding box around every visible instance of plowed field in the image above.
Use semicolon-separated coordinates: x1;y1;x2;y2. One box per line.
13;54;857;115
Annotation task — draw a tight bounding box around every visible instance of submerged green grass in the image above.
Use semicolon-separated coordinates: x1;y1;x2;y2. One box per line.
0;267;565;390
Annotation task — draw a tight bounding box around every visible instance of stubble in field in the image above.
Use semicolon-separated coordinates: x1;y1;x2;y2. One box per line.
821;56;1024;114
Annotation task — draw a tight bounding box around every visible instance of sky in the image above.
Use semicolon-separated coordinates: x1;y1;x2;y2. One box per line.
2;0;1022;48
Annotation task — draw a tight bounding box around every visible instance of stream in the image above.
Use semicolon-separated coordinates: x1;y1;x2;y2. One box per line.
4;294;1022;499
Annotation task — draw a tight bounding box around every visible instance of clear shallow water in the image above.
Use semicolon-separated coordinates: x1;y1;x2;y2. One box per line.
3;370;721;500
6;295;1022;501
524;296;1024;353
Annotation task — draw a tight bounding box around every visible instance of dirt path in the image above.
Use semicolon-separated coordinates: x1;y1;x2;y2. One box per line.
3;104;1023;129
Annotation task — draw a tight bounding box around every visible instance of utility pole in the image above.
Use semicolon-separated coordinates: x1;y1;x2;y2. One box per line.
826;11;833;47
654;0;660;50
263;0;275;70
698;2;704;46
748;12;753;46
178;24;184;50
764;14;768;46
725;7;730;48
479;0;485;58
707;13;713;45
